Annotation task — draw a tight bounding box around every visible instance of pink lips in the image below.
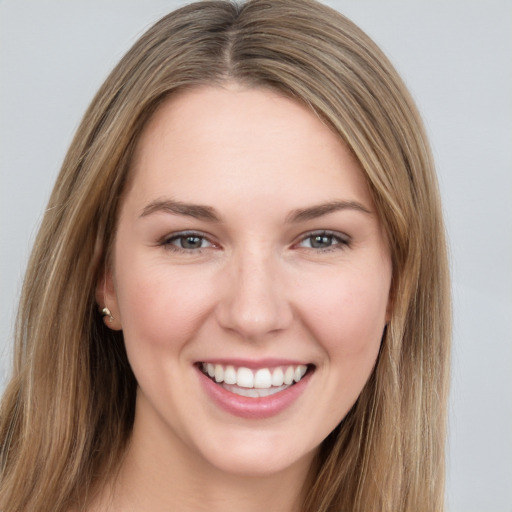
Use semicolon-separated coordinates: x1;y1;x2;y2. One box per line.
196;362;313;419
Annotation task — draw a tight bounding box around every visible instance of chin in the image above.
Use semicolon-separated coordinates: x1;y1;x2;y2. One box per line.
190;427;319;479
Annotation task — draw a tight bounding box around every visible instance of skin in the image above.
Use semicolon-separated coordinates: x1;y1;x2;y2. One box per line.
96;84;392;512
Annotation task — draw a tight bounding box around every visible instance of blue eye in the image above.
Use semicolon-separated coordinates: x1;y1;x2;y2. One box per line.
298;231;349;250
163;232;213;251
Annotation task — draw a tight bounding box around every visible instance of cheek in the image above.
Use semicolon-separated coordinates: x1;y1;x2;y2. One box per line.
298;266;390;359
113;254;216;351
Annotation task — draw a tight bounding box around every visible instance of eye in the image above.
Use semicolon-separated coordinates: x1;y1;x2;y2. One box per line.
162;231;214;252
297;231;350;251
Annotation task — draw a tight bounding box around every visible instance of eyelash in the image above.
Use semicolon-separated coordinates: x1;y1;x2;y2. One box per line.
160;230;350;254
295;230;351;252
160;231;215;253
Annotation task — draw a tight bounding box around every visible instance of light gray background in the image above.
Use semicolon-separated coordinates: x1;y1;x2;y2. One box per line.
1;1;511;511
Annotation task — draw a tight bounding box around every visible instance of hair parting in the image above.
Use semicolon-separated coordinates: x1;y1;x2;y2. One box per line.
0;2;450;511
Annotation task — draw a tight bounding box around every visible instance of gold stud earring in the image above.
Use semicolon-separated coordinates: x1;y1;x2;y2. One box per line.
101;307;114;323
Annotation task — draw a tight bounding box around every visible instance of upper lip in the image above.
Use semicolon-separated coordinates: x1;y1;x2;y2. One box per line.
196;358;313;369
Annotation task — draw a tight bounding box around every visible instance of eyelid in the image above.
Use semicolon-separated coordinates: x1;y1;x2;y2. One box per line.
157;229;350;253
293;230;351;250
159;230;219;252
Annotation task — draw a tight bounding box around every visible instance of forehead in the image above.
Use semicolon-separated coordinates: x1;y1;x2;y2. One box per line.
126;84;373;211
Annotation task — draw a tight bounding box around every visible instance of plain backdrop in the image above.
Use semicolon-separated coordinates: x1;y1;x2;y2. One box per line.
1;1;511;511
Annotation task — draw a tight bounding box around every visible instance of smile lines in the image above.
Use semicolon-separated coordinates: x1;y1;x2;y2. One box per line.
200;363;308;389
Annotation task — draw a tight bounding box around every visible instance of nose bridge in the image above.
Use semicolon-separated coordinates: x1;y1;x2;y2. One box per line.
217;242;292;340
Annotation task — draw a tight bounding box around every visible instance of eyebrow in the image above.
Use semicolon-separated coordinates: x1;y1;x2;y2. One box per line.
139;199;221;222
139;198;371;223
286;200;372;223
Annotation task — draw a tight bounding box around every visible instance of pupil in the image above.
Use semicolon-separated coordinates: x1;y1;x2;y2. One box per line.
311;235;331;248
182;236;202;249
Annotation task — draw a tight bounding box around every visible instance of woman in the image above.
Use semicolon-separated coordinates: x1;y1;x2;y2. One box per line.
0;1;450;511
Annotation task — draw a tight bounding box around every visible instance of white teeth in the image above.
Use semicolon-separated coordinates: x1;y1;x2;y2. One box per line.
254;368;272;389
237;386;259;397
201;363;309;391
237;367;254;388
223;383;290;398
284;366;295;385
294;365;307;382
271;367;284;386
224;365;237;385
214;364;224;383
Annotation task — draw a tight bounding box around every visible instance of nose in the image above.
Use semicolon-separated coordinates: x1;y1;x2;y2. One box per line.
215;248;294;341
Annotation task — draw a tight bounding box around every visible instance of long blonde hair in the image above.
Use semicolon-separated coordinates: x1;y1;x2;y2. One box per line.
0;1;450;510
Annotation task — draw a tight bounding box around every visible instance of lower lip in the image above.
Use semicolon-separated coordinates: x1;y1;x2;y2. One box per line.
197;367;312;419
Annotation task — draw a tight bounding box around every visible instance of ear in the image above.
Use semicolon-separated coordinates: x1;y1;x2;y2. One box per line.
95;265;122;331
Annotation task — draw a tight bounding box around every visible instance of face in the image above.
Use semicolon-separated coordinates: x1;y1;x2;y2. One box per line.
104;85;392;479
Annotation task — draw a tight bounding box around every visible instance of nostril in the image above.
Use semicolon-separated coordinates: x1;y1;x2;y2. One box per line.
215;296;294;341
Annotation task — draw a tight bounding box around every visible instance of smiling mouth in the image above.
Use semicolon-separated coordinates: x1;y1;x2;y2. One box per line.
199;362;313;398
